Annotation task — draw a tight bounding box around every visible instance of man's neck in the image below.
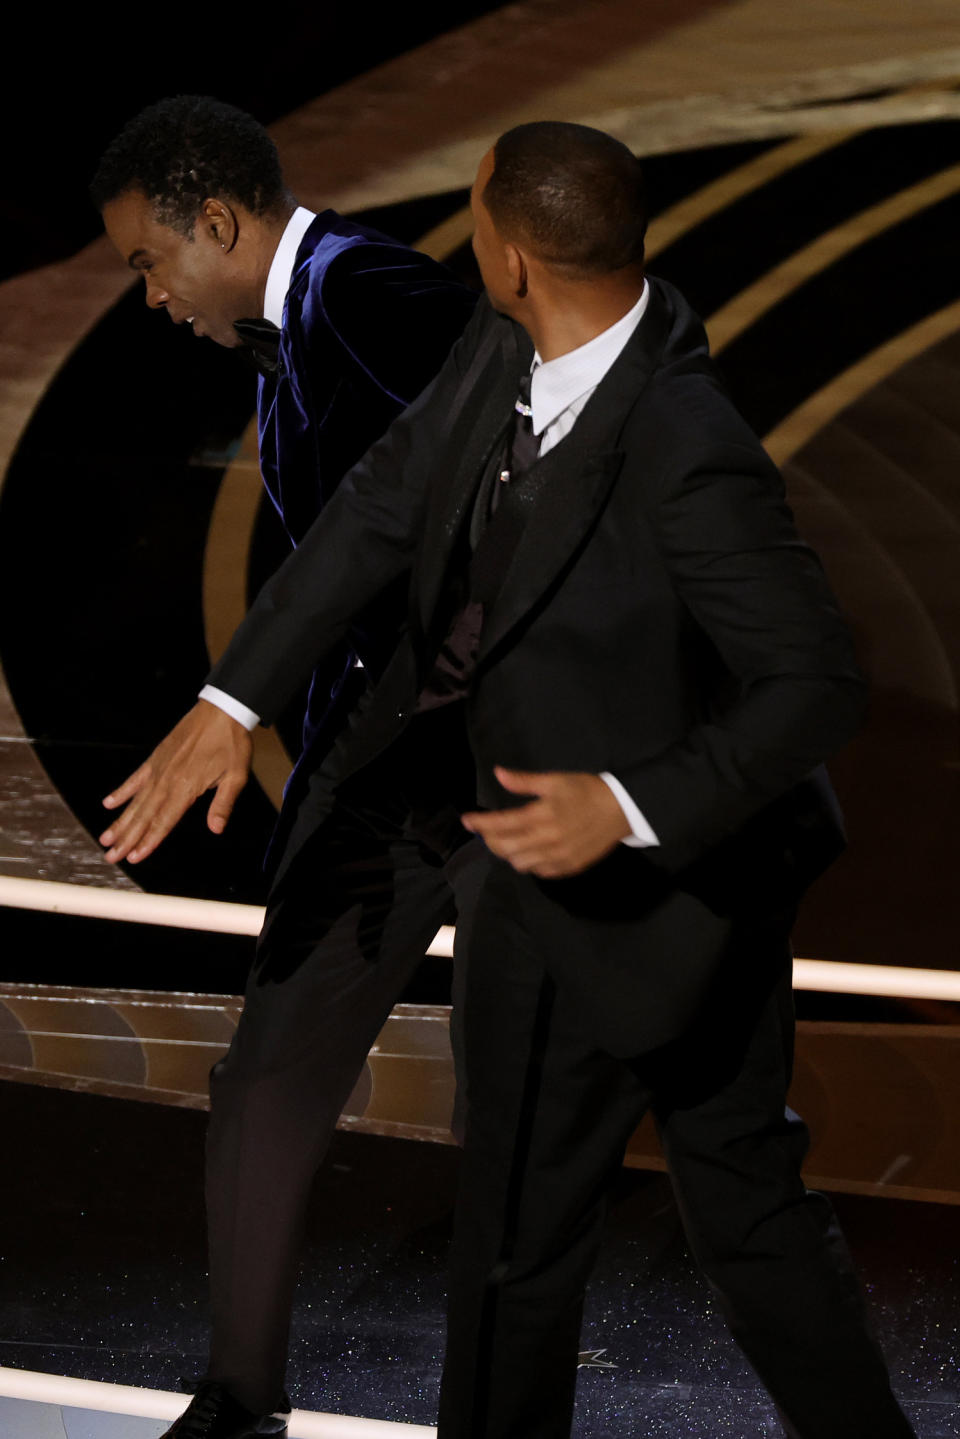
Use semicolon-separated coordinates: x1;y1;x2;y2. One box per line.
523;277;646;362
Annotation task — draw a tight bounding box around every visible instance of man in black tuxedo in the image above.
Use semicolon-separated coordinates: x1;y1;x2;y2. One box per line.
103;122;914;1438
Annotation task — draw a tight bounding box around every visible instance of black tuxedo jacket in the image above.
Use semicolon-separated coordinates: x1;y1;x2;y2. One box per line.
210;279;865;1054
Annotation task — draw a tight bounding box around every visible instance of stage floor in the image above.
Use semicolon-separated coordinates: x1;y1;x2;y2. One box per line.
0;1398;164;1439
2;1080;957;1438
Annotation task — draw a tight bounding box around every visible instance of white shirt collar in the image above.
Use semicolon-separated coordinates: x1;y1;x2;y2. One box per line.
529;281;649;436
263;206;317;327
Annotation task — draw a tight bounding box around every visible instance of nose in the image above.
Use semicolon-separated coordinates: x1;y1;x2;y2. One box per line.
144;276;170;310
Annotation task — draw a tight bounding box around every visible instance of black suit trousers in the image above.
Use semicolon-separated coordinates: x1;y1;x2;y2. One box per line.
437;860;914;1439
204;713;484;1413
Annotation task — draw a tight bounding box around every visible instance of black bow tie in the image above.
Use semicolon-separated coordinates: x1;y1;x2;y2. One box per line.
234;317;281;374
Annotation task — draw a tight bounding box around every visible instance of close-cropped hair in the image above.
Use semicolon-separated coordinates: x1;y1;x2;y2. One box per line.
484;121;647;278
90;95;286;237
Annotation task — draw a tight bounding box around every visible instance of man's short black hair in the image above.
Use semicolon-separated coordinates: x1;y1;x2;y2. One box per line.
484;121;646;278
91;95;286;236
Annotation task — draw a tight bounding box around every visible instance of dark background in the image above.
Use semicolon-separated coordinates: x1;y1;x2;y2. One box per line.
1;2;511;283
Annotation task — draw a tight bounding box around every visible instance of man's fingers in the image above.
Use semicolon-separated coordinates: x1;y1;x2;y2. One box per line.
98;703;253;862
102;770;216;863
103;831;141;863
102;774;188;858
481;834;592;878
103;794;183;863
478;835;574;875
493;766;553;795
462;803;571;872
104;820;153;864
102;763;151;811
466;771;627;878
127;809;188;864
207;771;246;835
462;805;546;842
100;794;153;856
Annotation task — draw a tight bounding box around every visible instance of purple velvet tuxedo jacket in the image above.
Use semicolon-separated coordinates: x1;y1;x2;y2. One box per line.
256;210;476;782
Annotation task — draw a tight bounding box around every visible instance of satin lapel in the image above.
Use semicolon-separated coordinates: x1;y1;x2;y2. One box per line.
477;282;675;663
413;318;529;632
476;449;623;663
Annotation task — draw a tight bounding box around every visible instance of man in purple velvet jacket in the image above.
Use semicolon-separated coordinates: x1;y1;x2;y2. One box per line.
95;95;476;815
94;95;478;1439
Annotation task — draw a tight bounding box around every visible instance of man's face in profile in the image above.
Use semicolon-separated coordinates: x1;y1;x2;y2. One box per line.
102;189;248;348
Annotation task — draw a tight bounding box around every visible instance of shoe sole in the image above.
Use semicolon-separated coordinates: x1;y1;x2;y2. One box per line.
162;1420;287;1438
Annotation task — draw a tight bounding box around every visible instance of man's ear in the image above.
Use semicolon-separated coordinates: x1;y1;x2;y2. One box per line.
506;243;528;300
199;198;239;254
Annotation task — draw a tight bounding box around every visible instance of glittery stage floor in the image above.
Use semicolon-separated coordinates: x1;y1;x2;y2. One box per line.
2;1080;957;1438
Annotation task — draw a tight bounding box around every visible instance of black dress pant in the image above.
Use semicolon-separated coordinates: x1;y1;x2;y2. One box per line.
204;716;484;1413
438;859;915;1439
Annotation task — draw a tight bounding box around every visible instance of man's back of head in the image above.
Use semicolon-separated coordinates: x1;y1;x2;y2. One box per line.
483;121;647;281
470;120;648;359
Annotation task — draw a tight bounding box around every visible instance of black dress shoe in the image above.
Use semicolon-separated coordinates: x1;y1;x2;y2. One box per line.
160;1381;289;1438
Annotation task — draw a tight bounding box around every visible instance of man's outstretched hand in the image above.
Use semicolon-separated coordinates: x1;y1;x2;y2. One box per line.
461;767;630;878
99;700;254;864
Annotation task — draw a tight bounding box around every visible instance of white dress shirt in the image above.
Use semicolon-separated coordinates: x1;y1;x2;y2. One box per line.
201;277;658;848
262;206;316;327
531;281;649;456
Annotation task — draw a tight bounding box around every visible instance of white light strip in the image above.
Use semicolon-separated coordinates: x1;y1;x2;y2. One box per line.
0;1366;437;1437
1;876;958;1000
0;875;265;934
0;875;455;957
792;957;960;1002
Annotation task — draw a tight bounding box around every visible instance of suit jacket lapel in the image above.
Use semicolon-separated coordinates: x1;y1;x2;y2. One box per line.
413;317;529;633
477;280;676;663
476;447;624;663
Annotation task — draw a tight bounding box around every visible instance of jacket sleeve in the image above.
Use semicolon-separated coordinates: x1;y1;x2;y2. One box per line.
318;242;479;407
206;296;494;724
616;434;867;873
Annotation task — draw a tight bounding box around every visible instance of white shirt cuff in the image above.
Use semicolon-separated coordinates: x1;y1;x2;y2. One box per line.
599;772;659;848
199;684;260;732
